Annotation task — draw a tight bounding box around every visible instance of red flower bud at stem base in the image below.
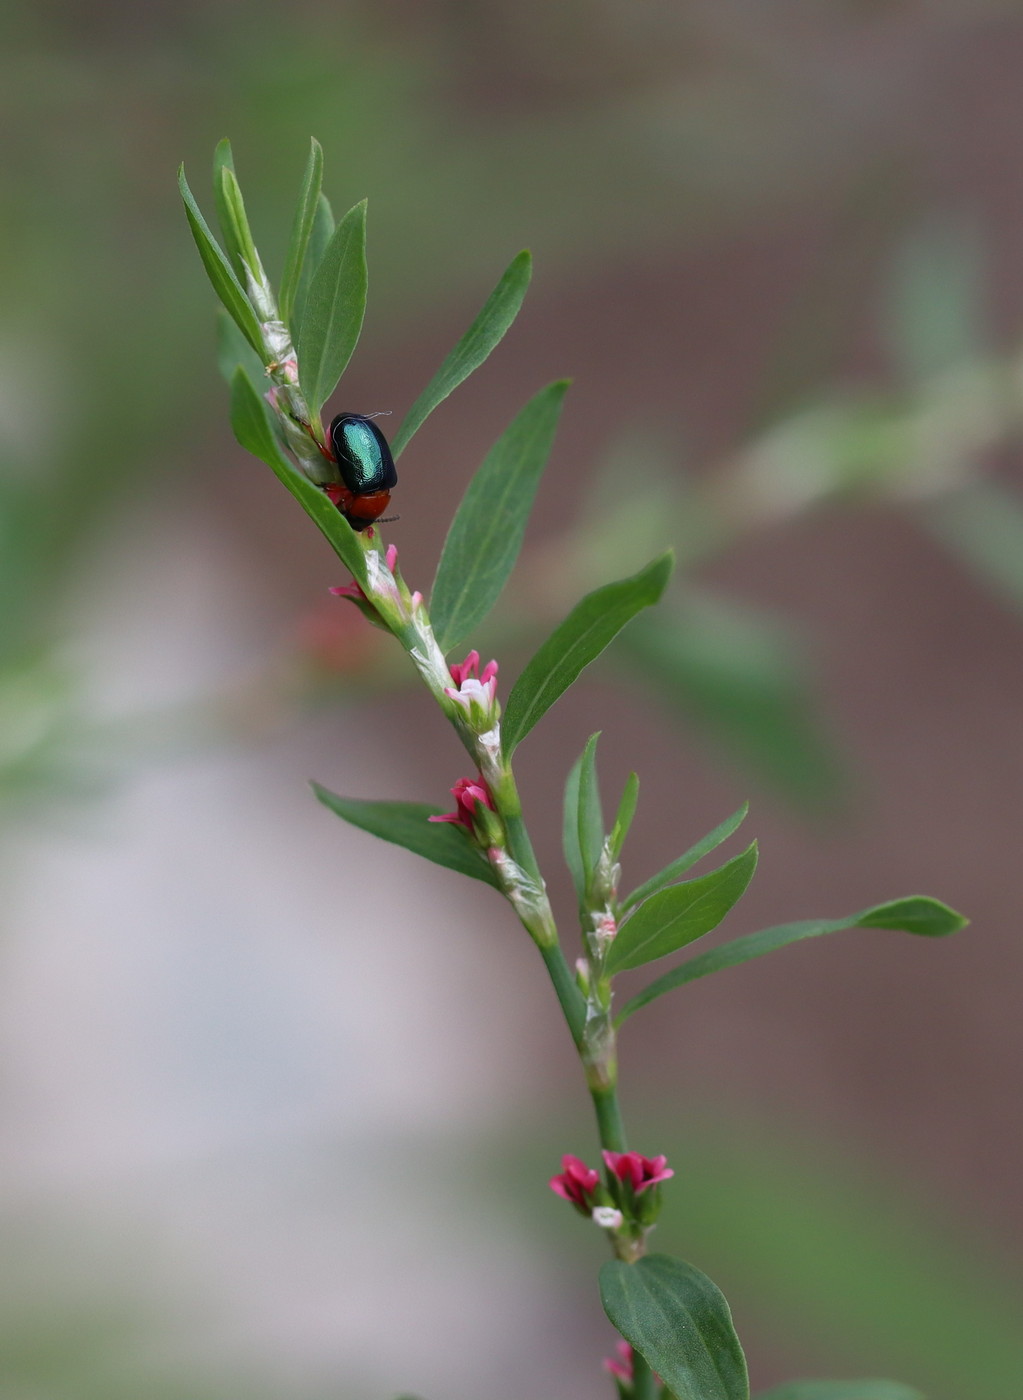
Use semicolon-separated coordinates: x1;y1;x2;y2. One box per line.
428;775;495;833
549;1154;600;1213
602;1150;673;1193
603;1341;634;1384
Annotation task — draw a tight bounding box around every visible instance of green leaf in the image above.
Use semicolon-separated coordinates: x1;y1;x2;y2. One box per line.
213;146;260;283
279;137;324;328
600;1253;749;1400
292;192;335;334
216;308;266;389
430;380;569;652
607;844;758;976
610;771;639;860
391;250;532;459
617;895;967;1022
312;787;499;888
621;803;750;914
501;552;674;756
295;199;368;413
577;732;604;887
755;1384;923;1400
229;368;367;588
562;753;586;902
178;164;263;354
211;138;241;273
212;136;234;177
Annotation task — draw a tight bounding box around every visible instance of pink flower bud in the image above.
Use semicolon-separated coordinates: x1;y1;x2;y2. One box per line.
329;581;368;602
445;650;499;718
427;775;495;832
602;1342;634;1384
602;1150;674;1194
448;650;480;687
549;1154;600;1211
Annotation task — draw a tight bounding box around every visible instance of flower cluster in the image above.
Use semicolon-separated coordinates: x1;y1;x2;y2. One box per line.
550;1149;674;1230
444;649;499;728
603;1149;673;1225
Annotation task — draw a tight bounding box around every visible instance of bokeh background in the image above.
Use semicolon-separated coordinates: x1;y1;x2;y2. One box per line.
3;2;1023;1397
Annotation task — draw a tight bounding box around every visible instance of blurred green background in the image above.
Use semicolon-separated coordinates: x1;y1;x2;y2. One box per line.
2;2;1023;1397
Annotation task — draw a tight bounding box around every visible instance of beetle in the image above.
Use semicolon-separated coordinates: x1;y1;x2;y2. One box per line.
323;412;397;531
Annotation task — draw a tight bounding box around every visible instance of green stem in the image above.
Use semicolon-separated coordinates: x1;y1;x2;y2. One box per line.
631;1348;657;1400
502;807;544;887
538;941;587;1046
591;1082;628;1154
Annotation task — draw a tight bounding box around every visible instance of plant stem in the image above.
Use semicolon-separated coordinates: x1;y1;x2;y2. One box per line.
631;1349;657;1400
591;1082;628;1153
538;941;587;1046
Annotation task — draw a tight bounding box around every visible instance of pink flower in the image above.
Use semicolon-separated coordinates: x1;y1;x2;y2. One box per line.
329;580;368;602
603;1341;661;1391
330;545;397;608
603;1342;634;1384
549;1154;600;1210
445;650;499;717
428;775;494;832
602;1150;674;1194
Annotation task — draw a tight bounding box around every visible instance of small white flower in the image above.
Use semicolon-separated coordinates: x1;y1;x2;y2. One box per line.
592;1206;624;1229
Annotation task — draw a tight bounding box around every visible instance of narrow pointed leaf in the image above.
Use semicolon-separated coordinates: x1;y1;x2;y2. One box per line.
577;732;604;886
622;803;750;913
617;895;968;1022
430;380;569;652
607;844;758;975
211;139;242;275
279;138;324;327
179;164;263;353
611;772;639;859
229;368;367;587
292;192;335;335
600;1254;749;1400
216;165;261;284
212;137;234;176
562;754;586;901
502;552;674;756
392;250;532;458
296;199;368;412
212;142;258;285
755;1383;923;1400
312;786;500;887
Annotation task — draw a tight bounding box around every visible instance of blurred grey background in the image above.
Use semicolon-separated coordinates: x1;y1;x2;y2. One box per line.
1;3;1022;1398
